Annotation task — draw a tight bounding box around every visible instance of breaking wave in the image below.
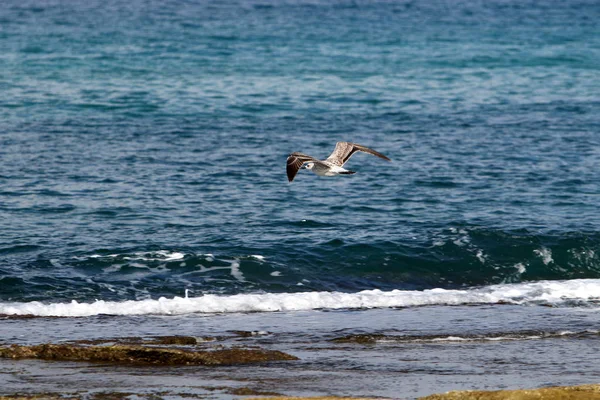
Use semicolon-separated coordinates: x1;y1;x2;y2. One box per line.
1;279;599;317
3;228;600;302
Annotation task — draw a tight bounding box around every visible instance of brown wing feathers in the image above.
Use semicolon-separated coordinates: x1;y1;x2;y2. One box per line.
350;143;391;163
326;142;391;166
286;152;315;182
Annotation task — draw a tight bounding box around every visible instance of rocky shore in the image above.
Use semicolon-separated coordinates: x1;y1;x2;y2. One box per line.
2;385;600;400
1;335;598;399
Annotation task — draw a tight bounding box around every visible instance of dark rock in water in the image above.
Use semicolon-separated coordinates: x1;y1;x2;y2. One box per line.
227;387;283;396
0;314;62;320
330;334;387;344
67;335;217;346
229;330;270;338
0;343;298;366
149;336;200;345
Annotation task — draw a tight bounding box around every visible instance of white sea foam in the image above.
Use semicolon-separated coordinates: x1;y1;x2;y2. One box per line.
229;260;245;282
158;251;185;261
89;251;185;262
431;336;467;342
514;263;527;274
476;250;486;264
534;247;553;265
426;334;542;342
186;259;245;282
1;279;599;317
122;251;184;261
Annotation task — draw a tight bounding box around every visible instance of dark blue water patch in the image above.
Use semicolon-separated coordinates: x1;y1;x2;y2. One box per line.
30;204;77;214
0;245;43;255
1;228;600;302
413;178;462;189
282;219;338;228
87;207;142;219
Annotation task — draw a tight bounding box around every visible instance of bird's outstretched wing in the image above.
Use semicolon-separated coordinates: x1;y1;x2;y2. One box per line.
325;142;391;166
286;152;318;182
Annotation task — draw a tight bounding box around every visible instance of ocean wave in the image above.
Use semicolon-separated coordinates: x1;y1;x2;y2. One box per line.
1;279;599;317
3;228;600;302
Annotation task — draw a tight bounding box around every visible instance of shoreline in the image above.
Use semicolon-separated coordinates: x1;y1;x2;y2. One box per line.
2;385;600;400
2;305;599;399
1;336;599;399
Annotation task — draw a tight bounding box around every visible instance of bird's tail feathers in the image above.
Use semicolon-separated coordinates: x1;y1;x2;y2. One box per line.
339;170;356;175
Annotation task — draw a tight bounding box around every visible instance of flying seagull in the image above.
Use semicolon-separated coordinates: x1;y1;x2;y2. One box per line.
287;141;391;182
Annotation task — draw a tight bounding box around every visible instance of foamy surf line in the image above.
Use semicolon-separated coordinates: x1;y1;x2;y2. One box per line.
2;279;599;317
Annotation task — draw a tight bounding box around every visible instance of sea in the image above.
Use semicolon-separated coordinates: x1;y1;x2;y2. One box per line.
1;0;600;398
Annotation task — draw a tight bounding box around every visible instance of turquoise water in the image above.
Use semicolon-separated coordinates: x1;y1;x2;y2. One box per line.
1;0;600;301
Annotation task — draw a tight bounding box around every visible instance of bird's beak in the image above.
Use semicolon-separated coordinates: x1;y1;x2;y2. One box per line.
300;164;307;169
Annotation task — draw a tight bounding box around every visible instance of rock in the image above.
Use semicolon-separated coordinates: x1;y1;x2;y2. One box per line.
419;384;600;400
0;343;298;366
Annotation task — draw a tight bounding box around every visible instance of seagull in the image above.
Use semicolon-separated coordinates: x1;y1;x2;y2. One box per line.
286;141;391;182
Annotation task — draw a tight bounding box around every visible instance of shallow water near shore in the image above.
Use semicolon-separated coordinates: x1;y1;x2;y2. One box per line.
2;303;600;399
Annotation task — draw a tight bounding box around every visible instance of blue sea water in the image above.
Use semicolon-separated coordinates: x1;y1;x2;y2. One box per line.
1;0;600;302
1;1;600;397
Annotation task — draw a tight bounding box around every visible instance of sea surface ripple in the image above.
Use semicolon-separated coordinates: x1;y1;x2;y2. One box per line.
1;0;600;303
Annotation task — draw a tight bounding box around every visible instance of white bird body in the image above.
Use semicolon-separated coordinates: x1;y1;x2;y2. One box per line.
304;161;352;176
286;141;391;182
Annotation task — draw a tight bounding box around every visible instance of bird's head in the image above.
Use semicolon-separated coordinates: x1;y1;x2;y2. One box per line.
302;162;315;170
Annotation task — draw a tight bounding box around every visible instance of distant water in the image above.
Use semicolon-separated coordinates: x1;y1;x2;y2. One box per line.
1;0;600;305
1;1;600;396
